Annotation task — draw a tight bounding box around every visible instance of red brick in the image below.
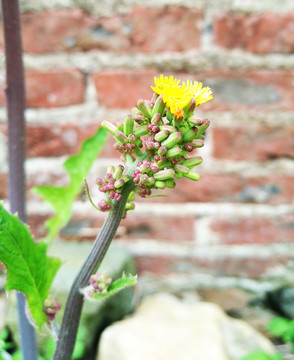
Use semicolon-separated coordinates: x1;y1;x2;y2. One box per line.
93;69;156;108
211;215;294;245
0;7;202;54
214;12;294;54
212;125;294;161
26;69;85;108
25;122;99;157
127;7;202;53
135;254;290;278
120;214;195;242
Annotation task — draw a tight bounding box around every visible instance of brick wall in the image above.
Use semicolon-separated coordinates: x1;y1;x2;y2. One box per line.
1;0;294;295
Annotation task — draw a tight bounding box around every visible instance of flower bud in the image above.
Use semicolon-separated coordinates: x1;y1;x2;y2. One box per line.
154;169;175;180
187;116;204;126
134;125;149;138
151;113;162;125
151;95;165;116
165;179;176;188
114;178;125;189
160;125;177;133
137;99;151;119
182;127;198;143
166;145;182;158
183;171;200;181
154;130;169;142
158;145;167;156
101;121;118;135
196;119;210;138
181;156;203;168
98;200;112;212
161;132;182;149
154;180;166;189
183;97;196;117
106;166;115;175
113;164;124;179
191;139;204;148
175;164;189;175
124;114;134;136
125;202;135;211
115;130;128;144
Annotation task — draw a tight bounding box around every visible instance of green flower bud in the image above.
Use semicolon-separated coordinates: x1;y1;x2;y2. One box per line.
134;125;149;138
183;171;200;181
181;156;203;168
154;180;166;189
161;132;182;149
183;98;196;117
187;116;204;127
160;125;177;133
107;166;115;175
124;114;134;136
165;179;176;188
113;165;124;179
174;164;189;175
154;130;170;142
154;169;175;180
101;121;118;136
137;99;151;119
166;145;182;158
151;95;165;116
114;178;125;189
191;139;204;148
115;130;128;144
182;127;198;143
195;119;210;138
125;202;135;211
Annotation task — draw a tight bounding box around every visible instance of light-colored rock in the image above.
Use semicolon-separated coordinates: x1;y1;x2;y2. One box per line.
97;293;275;360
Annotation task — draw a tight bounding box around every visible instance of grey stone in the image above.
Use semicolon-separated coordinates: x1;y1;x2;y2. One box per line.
97;293;275;360
267;286;294;319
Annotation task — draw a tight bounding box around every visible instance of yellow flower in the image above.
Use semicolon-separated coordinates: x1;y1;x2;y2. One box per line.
151;75;213;119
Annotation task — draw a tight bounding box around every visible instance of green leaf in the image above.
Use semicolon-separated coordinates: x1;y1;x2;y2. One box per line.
267;317;292;337
241;350;282;360
86;273;137;301
0;203;62;329
33;127;108;241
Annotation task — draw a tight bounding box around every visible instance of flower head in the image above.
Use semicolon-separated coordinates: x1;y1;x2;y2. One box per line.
151;75;213;119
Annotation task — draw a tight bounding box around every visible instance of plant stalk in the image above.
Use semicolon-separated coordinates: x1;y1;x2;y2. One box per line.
52;180;135;360
1;0;38;359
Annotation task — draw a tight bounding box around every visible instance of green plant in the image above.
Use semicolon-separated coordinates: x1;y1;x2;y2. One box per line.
241;349;282;360
267;317;294;351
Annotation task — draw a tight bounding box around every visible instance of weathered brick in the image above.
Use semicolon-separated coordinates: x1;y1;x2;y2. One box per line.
120;214;195;242
0;7;202;54
211;215;294;245
93;69;156;108
214;12;294;54
25;122;98;157
212;125;294;161
0;173;7;199
26;69;85;108
135;254;290;278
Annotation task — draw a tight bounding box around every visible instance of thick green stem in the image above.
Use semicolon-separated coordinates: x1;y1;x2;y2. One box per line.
52;180;135;360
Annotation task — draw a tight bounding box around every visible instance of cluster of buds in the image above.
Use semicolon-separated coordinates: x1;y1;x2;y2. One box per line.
82;272;112;298
42;295;61;323
98;75;212;212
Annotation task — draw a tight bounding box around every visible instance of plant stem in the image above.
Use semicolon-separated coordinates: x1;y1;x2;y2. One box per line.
1;0;38;359
52;180;135;360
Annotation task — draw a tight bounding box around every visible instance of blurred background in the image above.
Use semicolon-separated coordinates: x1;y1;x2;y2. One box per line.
1;0;294;304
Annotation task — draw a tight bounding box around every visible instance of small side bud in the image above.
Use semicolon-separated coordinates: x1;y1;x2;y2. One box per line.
182;127;198;143
154;130;170;142
151;113;162;125
134;125;149;138
124;114;134;136
151;95;165;116
183;171;200;181
154;180;166;189
154;169;175;181
166;145;182;158
181;156;203;168
101;121;118;135
161;132;182;149
137;99;151;119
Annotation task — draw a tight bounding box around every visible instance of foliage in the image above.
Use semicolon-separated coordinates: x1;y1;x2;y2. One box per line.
241;349;282;360
0;203;61;329
267;317;294;351
33;127;108;242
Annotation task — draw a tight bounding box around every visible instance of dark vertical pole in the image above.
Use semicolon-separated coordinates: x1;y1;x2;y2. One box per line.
1;1;38;359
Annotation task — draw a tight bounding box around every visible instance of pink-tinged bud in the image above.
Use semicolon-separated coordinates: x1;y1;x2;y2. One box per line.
151;113;162;125
96;177;104;185
160;124;177;133
151;95;165;116
183;171;200;181
154;130;169;142
147;176;155;186
98;200;112;212
128;133;136;143
134;125;149;138
191;139;204;148
139;174;149;185
146;141;155;150
161;132;182;149
154;155;160;161
175;164;189;175
184;97;196;117
182;127;198;143
116;194;122;201
158;145;167;156
154;180;166;189
106;166;115;175
134;113;146;122
154;169;175;180
114;178;125;189
196;119;210;138
181;156;203;168
137;99;151;119
166;145;182;158
150;164;159;173
123;114;134;136
147;124;153;132
184;143;193;152
188;116;204;126
115;130;128;144
101;121;118;135
152;126;159;133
